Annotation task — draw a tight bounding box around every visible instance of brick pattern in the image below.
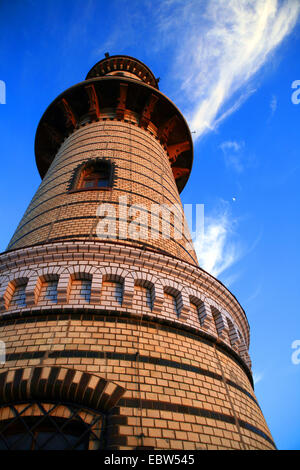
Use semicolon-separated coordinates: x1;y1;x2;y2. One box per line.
7;121;198;266
0;269;249;367
100;281;123;307
133;285;153;312
69;279;92;305
0;366;125;412
0;242;251;365
163;292;179;318
0;315;275;449
38;280;58;306
9;284;26;308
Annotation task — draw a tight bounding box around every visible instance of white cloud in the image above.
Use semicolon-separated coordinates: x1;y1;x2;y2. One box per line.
156;0;300;138
194;208;241;277
220;140;245;173
253;371;264;385
220;141;243;153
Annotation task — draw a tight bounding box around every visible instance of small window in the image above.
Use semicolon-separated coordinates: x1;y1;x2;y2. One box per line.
79;164;109;189
68;159;114;192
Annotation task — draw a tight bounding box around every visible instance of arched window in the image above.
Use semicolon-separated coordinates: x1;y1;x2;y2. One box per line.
0;402;104;450
0;366;126;451
68;159;114;192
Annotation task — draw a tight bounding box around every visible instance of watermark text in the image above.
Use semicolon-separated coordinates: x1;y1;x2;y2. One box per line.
291;80;300;104
291;339;300;365
0;80;6;104
95;197;204;252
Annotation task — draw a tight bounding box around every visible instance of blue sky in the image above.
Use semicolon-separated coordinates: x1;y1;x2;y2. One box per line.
0;0;300;450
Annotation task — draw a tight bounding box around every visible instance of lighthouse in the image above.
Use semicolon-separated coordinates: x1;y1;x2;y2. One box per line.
0;55;275;450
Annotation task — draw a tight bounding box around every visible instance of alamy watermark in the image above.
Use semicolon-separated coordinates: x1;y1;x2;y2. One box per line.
95;196;204;252
291;340;300;365
291;80;300;104
0;80;6;104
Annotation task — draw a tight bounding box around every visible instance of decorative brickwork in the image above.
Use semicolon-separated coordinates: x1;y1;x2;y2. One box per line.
0;366;125;411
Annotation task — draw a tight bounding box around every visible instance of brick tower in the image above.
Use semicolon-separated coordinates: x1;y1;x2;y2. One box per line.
0;55;275;450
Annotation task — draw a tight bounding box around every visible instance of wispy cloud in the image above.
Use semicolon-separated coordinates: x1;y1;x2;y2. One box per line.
244;282;263;304
194;206;242;277
270;94;278;116
220;140;245;173
219;139;259;173
253;371;264;385
221;271;243;289
155;0;300;138
220;141;243;153
193;205;263;279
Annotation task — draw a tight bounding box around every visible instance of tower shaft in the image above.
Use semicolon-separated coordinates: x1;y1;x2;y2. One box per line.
0;55;275;450
8;119;197;266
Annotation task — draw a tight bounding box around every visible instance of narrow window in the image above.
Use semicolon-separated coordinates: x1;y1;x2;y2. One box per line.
8;280;28;309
